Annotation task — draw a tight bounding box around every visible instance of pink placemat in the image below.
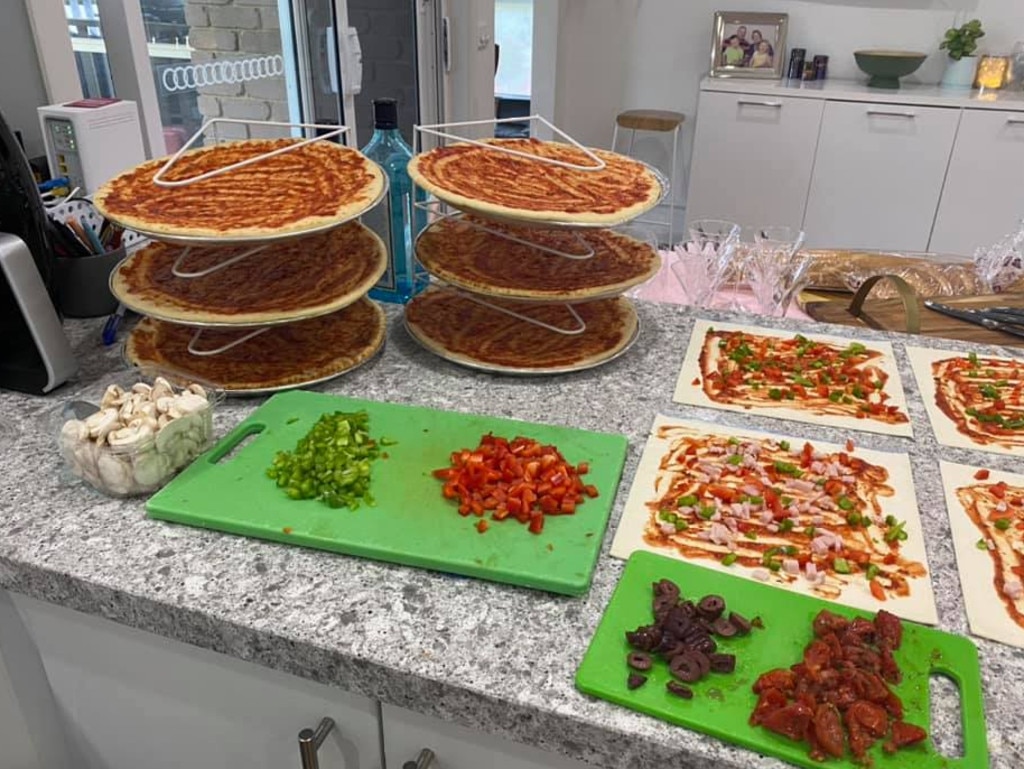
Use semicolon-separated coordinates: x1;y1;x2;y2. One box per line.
630;249;810;320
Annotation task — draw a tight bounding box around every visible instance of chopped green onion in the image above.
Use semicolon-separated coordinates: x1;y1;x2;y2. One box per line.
779;519;795;533
726;454;743;466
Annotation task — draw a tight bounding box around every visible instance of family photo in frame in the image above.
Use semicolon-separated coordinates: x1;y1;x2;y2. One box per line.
710;11;789;79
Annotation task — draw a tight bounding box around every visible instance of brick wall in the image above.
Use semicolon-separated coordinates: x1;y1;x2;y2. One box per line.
185;0;289;141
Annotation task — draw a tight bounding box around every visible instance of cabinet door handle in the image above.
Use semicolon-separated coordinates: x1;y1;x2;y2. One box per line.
737;100;783;108
402;748;437;769
298;717;336;769
1007;117;1024;125
866;109;917;118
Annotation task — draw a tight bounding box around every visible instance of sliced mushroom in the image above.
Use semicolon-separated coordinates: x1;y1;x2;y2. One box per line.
131;382;153;396
85;408;120;442
174;391;209;416
186;383;207;399
155;395;175;414
151;377;174;401
107;423;154;449
100;384;126;409
97;452;133;495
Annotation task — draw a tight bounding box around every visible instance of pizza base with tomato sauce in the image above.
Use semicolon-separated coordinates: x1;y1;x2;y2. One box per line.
939;461;1024;649
414;214;661;301
407;138;663;226
674;320;912;437
907;345;1024;457
404;288;638;373
94;138;384;240
124;299;385;392
111;222;386;326
611;415;937;624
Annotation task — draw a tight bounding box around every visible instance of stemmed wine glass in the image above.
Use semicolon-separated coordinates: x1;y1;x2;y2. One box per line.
669;219;741;308
742;226;809;317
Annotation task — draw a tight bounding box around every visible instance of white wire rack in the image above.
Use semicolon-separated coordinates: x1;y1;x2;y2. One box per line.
409;115;659;336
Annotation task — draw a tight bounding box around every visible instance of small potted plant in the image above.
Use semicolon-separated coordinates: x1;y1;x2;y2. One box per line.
940;18;985;88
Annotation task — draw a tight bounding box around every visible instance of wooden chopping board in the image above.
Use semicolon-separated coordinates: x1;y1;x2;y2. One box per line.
576;551;988;769
804;292;1024;349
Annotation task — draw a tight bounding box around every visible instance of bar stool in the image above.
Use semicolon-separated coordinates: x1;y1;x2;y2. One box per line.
611;109;685;246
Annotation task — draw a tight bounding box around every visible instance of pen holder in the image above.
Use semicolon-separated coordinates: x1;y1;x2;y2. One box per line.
53;246;126;318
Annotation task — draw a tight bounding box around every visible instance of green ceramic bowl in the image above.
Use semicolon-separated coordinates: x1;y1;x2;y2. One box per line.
854;50;928;89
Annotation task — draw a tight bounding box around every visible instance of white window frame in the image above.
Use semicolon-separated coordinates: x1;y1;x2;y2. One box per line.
25;0;165;159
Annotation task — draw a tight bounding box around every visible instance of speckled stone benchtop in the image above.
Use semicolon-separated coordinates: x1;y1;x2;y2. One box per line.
2;302;1021;768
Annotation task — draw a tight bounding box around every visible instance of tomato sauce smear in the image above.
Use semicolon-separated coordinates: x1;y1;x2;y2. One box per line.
432;434;598;534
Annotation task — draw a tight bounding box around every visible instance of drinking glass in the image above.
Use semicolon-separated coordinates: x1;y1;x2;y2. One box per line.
743;226;810;317
669;219;740;308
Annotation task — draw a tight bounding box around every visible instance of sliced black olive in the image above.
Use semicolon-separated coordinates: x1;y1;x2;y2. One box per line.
661;642;690;660
679;600;697;618
669;651;705;682
693;635;718;655
709;653;736;673
697;594;726;621
666;681;694;699
626;625;662;652
662;607;694;638
627;673;648;690
627;651;653;671
711;616;738;638
729;611;753;636
690;649;711;678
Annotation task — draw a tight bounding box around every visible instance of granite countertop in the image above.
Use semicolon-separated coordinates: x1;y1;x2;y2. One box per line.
1;302;1022;769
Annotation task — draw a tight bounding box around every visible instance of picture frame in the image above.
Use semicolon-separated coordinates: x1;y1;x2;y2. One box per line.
710;11;789;80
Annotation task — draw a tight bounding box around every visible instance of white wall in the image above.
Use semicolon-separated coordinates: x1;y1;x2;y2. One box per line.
0;0;50;158
543;0;1024;233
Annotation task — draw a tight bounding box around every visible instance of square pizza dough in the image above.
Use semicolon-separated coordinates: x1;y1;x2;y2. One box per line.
610;414;937;624
674;319;913;437
907;345;1024;458
939;460;1024;649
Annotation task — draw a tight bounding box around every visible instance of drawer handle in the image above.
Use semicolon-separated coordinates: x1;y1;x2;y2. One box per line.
298;717;335;769
403;748;437;769
737;100;782;108
1007;117;1024;125
866;109;916;118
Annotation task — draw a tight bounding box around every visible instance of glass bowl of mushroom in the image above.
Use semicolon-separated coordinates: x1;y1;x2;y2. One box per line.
56;368;224;497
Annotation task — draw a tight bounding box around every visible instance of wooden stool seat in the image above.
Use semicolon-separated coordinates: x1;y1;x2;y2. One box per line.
615;109;685;133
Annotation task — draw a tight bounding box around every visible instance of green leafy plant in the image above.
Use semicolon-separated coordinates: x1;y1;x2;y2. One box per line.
940;19;985;61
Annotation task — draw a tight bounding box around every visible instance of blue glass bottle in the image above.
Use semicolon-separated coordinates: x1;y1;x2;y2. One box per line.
360;98;428;304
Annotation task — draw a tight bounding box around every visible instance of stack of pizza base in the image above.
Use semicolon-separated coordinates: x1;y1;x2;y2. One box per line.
94;138;389;393
404;138;665;374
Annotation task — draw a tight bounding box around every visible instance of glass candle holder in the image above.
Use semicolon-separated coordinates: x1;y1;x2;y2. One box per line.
975;55;1012;90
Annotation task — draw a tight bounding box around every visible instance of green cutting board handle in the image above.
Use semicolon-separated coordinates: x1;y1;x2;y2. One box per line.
206;421;267;465
928;652;988;768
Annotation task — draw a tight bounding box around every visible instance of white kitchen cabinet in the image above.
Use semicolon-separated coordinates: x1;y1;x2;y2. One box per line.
382;703;593;769
11;593;382;769
930;109;1024;255
685;91;824;230
802;101;961;251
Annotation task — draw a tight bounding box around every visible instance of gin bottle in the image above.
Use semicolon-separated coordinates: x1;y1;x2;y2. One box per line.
360;98;428;303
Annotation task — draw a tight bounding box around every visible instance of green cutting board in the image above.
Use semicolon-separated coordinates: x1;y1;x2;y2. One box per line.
146;390;628;595
576;551;987;768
